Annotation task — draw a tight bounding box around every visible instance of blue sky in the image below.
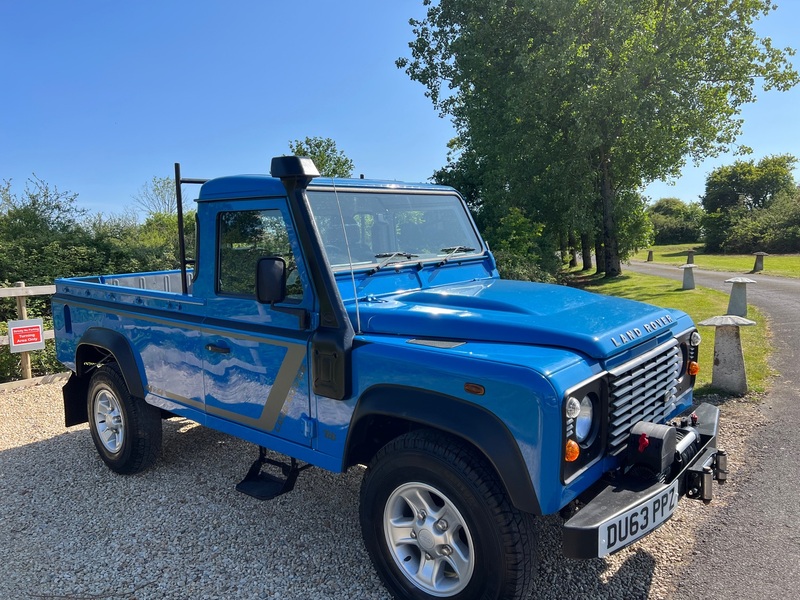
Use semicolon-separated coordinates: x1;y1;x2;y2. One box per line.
2;1;798;215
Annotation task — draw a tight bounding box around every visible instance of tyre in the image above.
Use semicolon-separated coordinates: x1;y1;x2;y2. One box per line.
87;364;162;474
360;430;536;600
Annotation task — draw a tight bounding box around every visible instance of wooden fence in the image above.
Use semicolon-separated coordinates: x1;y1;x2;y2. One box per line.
0;282;56;379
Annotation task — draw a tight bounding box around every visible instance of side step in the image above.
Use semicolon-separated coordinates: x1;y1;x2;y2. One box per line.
235;446;312;500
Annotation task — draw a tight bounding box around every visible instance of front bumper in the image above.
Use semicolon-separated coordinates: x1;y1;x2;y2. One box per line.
562;403;727;558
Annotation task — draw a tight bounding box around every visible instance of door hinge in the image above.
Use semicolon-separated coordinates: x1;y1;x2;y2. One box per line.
301;416;316;439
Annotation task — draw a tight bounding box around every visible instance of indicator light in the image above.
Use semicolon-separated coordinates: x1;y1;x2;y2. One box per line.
565;439;580;462
464;383;485;395
688;361;700;376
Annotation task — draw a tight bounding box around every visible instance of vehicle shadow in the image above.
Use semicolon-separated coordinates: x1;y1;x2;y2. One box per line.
1;416;668;600
530;515;659;599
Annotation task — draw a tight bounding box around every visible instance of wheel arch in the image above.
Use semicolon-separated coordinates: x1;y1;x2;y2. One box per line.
63;328;147;426
345;385;542;515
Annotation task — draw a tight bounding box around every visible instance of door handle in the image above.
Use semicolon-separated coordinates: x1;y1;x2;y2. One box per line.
205;343;230;354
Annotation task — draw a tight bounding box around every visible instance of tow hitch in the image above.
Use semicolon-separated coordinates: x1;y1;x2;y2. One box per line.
686;448;728;503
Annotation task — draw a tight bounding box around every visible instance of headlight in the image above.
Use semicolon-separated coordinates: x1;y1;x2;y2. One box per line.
574;395;594;443
690;331;702;347
562;380;603;483
566;394;595;444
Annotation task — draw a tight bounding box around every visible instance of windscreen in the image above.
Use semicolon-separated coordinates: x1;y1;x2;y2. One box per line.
306;189;483;270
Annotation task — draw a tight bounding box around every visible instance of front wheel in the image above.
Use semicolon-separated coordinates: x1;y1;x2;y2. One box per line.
87;364;162;474
360;430;536;600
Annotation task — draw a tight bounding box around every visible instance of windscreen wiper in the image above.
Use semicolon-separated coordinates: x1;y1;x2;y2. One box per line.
368;251;419;275
437;246;476;267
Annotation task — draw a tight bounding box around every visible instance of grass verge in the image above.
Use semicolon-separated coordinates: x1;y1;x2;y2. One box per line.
575;271;772;396
632;243;800;278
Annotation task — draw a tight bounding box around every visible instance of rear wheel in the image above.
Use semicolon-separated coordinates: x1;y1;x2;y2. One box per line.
87;364;161;474
360;430;536;600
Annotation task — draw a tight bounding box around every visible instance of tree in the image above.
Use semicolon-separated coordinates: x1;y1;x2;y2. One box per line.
288;136;354;178
134;175;178;216
0;176;84;241
702;154;798;251
723;188;800;252
0;176;205;381
431;147;563;278
0;177;195;292
647;197;703;245
0;176;87;286
399;0;798;276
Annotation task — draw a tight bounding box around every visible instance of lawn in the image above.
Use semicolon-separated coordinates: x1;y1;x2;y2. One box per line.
577;271;772;396
632;243;800;278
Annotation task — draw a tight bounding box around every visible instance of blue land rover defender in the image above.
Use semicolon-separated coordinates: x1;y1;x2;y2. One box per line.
52;156;726;600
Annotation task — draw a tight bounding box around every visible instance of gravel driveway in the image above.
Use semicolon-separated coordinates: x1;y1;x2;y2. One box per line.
0;381;761;600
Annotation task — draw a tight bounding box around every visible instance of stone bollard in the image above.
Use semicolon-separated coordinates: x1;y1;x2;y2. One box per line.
647;250;654;262
679;264;697;290
698;315;756;395
725;277;756;317
686;249;695;264
752;252;769;272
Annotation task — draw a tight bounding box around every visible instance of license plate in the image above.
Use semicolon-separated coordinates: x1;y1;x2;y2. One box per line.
598;479;680;556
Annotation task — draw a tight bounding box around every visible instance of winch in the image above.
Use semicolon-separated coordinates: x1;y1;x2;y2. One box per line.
626;421;701;483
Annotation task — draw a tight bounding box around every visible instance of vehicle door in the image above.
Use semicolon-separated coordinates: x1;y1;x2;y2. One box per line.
202;199;314;447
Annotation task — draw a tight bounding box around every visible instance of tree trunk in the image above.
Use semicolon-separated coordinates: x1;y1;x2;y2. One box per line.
568;231;578;268
580;232;592;271
594;237;604;275
599;154;622;277
559;231;567;266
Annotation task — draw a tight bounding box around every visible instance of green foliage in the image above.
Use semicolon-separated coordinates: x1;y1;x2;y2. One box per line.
0;322;17;382
288;136;354;178
481;205;558;282
0;177;197;381
399;0;799;277
701;155;799;251
724;189;800;253
493;250;555;283
0;177;86;287
647;197;703;244
431;146;486;216
614;191;654;259
703;155;797;213
483;206;542;256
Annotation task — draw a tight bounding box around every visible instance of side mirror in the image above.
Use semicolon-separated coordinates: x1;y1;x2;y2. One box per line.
256;256;287;304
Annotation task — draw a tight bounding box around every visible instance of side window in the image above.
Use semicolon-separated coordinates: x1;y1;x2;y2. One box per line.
218;209;303;301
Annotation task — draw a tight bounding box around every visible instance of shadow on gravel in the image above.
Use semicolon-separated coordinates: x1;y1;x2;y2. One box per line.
1;418;662;600
531;516;657;599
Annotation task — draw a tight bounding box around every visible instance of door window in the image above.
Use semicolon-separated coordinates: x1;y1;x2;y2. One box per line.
217;209;303;301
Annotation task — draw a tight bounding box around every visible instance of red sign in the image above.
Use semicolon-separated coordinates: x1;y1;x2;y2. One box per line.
7;319;46;353
12;326;43;345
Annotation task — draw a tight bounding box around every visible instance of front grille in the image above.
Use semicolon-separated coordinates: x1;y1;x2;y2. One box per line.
607;339;681;455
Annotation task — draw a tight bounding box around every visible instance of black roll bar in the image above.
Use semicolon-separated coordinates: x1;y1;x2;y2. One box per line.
174;163;208;295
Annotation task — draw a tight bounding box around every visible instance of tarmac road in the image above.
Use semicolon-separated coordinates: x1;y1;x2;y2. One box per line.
625;260;800;599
